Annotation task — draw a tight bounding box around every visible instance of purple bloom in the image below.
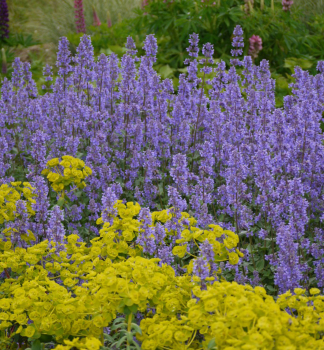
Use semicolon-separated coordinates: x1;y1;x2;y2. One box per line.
200;239;214;262
282;0;293;11
126;36;137;56
193;257;210;280
137;207;156;255
46;206;66;244
101;186;119;225
186;33;199;58
0;0;9;39
157;245;174;265
231;25;244;66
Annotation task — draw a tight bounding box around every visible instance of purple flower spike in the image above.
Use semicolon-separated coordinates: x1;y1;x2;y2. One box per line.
231;25;244;66
186;33;200;58
46;206;66;244
0;0;9;39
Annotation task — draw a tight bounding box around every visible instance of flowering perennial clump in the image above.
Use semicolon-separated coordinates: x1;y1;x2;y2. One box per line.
2;23;324;348
0;186;324;349
0;225;323;349
0;179;242;348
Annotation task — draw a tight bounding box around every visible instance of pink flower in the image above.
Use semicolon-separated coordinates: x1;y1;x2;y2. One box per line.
141;0;149;9
74;0;86;33
93;7;101;27
107;11;112;28
282;0;293;11
248;35;262;59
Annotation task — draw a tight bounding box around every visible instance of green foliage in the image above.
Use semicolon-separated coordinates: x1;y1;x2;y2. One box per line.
130;0;315;75
1;33;40;48
7;0;142;44
67;21;135;57
103;316;142;350
132;0;243;69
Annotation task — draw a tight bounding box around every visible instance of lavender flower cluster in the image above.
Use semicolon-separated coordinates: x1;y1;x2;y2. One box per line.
1;26;324;293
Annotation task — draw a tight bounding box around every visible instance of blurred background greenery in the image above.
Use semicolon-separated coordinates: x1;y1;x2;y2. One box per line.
1;0;324;106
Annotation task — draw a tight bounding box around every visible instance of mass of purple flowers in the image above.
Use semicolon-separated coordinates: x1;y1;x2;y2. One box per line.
1;25;324;294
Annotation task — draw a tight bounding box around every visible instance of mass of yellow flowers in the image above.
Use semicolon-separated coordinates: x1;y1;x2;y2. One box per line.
1;158;324;350
41;155;92;197
0;181;36;224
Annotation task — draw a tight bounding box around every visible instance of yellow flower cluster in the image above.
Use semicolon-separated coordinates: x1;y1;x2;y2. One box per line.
0;181;36;224
174;221;241;266
95;200;241;277
139;283;324;350
0;196;238;347
41;156;92;196
0;237;192;344
1;161;323;350
96;200;142;259
0;193;324;349
53;336;102;350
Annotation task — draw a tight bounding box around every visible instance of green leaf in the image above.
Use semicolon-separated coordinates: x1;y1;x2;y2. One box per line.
31;340;42;350
115;335;127;348
207;338;216;349
111;323;127;331
129;304;138;313
126;331;134;343
113;317;126;324
256;259;264;272
131;341;141;350
158;182;164;196
158;64;174;79
57;197;65;207
38;334;53;343
131;323;142;335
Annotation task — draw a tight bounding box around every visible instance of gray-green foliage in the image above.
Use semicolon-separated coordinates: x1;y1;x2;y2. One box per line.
102;316;142;350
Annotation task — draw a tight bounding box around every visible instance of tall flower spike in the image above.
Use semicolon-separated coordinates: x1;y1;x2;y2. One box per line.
126;36;137;56
101;186;118;225
107;11;112;28
74;0;86;34
143;34;158;59
231;25;244;66
46;206;66;244
56;37;72;77
0;0;9;39
186;33;199;59
231;25;244;57
248;35;262;60
93;6;101;27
